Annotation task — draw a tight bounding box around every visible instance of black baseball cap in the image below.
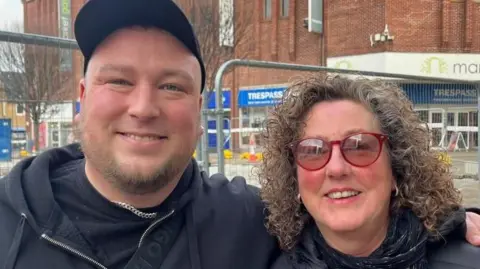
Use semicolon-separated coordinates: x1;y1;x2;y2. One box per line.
74;0;206;92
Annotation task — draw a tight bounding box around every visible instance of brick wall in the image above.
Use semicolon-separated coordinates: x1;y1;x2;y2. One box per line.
327;0;480;56
23;0;85;101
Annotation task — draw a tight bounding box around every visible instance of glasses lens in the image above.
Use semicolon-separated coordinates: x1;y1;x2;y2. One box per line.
342;133;381;166
295;138;329;170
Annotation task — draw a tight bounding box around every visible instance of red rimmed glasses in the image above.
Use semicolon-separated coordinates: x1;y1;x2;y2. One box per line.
289;132;388;171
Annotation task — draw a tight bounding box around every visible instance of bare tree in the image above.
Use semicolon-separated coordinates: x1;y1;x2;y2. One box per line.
0;25;72;152
184;0;253;92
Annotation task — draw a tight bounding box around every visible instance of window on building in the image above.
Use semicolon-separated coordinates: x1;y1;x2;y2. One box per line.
469;131;478;148
280;0;289;17
468;111;478;126
264;0;272;19
447;112;455;126
16;104;24;115
219;0;234;47
458;112;468;126
431;112;442;124
416;110;428;123
240;107;268;146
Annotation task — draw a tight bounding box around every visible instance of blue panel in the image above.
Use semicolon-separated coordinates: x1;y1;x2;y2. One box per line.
0;119;12;161
207;91;231;109
238;87;286;107
207;119;230;149
400;83;476;105
236;84;477;107
75;101;81;114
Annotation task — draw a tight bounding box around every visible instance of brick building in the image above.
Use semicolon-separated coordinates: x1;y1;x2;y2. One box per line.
23;0;85;150
22;0;480;150
325;0;480;151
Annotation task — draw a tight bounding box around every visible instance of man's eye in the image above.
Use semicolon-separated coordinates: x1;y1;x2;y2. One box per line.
108;79;131;86
160;84;182;91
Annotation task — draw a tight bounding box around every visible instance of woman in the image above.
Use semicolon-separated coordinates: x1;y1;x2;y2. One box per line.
258;75;480;269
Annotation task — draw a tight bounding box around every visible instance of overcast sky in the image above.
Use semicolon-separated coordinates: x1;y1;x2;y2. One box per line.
0;0;23;32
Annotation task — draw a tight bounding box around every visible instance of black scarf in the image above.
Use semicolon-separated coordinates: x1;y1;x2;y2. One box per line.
292;209;429;269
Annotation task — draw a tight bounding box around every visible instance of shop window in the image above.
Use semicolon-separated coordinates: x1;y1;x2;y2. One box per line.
431;112;442;124
447;113;455;126
240;107;268;146
458;112;468;126
416;110;428;123
469;131;478;148
468;111;478;126
431;129;442;147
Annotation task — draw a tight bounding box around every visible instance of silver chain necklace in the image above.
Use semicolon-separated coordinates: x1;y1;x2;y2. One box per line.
113;201;158;219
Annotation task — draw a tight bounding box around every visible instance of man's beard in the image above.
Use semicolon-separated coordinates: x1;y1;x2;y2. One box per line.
78;127;190;195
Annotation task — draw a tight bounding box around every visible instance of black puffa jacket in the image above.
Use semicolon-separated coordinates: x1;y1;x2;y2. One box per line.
271;208;480;269
0;144;280;269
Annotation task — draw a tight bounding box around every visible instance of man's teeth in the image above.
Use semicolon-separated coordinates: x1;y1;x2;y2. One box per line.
327;191;360;199
124;134;160;141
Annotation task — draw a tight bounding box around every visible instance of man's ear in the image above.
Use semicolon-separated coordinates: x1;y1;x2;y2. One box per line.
79;78;86;101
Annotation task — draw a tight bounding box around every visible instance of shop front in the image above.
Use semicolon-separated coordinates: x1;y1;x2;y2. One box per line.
237;86;286;148
328;52;480;151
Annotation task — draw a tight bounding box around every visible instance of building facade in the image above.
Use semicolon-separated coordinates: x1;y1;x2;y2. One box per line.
22;0;480;151
22;0;83;150
326;0;480;151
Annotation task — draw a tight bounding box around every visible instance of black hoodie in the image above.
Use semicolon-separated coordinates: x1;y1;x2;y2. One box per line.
0;144;280;269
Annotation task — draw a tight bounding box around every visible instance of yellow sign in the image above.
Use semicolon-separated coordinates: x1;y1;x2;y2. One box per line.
334;60;353;69
420;57;448;75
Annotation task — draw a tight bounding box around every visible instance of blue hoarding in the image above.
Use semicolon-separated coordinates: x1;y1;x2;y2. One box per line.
207;119;230;149
0;119;12;162
207;91;231;109
75;100;80;114
236;83;476;107
400;83;476;105
238;87;286;107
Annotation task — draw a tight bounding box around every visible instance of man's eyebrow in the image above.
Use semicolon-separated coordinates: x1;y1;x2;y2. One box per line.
159;68;194;82
96;64;135;74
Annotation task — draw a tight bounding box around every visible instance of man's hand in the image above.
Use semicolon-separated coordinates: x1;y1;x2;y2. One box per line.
466;211;480;246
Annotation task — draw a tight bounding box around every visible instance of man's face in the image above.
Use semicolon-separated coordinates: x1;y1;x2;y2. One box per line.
78;27;202;195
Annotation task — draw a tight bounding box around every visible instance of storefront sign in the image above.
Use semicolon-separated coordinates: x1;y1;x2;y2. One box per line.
58;0;72;72
238;87;286;107
400;83;476;105
327;52;480;80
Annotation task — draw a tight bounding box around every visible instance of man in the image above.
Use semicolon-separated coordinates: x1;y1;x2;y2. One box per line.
0;0;479;268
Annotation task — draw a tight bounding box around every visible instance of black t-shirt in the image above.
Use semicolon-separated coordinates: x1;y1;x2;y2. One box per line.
50;159;191;268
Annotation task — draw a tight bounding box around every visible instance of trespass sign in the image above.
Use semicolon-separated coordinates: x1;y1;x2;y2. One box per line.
238;87;286;107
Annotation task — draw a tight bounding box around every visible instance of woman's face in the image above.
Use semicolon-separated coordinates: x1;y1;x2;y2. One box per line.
296;100;395;238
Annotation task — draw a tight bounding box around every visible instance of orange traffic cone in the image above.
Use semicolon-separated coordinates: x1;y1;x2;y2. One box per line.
248;133;257;162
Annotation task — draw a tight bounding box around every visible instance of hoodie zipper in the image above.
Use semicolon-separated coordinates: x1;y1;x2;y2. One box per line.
137;209;175;248
41;234;107;269
39;209;175;268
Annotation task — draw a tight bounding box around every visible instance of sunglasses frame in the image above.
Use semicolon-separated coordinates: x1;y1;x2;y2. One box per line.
289;132;388;171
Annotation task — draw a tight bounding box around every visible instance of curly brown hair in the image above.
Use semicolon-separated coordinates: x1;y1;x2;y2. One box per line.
257;74;463;251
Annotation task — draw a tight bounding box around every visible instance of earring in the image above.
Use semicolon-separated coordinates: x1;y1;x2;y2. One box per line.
394;184;399;197
297;193;301;202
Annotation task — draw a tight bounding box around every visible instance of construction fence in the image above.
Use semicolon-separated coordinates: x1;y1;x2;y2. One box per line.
197;61;480;207
0;30;78;176
0;30;479;207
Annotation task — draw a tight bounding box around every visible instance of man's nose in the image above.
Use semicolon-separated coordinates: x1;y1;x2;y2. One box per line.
127;85;160;120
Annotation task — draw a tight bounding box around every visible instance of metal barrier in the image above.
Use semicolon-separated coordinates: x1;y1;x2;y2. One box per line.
2;30;480;183
207;59;480;177
0;30;79;170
